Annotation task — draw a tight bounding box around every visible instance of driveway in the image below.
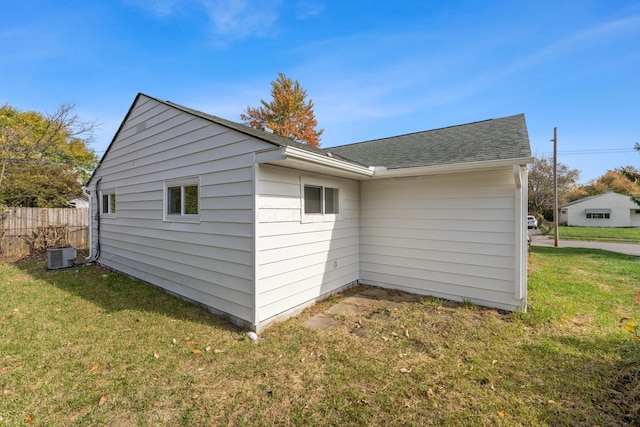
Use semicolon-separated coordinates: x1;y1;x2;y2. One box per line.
529;230;640;257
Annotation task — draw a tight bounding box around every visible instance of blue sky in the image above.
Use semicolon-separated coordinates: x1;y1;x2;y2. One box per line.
2;0;639;183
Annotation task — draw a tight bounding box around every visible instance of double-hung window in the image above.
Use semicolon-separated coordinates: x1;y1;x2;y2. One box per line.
165;177;200;221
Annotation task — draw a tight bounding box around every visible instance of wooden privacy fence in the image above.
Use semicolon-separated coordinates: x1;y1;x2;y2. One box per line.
0;208;89;257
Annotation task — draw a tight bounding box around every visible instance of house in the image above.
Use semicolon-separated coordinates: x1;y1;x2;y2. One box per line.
84;93;533;332
68;197;89;208
559;190;640;227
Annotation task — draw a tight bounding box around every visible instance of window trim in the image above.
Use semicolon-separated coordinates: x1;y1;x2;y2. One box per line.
301;179;343;223
164;177;201;222
586;212;610;219
100;189;116;217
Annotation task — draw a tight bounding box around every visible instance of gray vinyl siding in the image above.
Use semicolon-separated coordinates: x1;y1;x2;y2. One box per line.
88;95;267;327
256;165;360;324
359;167;524;311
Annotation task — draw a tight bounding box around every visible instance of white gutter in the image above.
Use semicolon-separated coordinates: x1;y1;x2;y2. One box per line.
370;157;534;179
259;145;533;181
280;146;374;177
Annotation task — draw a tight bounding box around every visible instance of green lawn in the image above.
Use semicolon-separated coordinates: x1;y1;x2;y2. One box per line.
1;249;639;426
558;225;640;243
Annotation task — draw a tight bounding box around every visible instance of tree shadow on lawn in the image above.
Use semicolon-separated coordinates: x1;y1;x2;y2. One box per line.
10;252;242;334
528;246;640;424
517;333;640;426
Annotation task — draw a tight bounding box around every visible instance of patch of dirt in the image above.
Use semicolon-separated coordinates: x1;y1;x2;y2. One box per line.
569;314;593;333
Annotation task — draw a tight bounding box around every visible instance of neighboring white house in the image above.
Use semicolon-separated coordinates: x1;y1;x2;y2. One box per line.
68;198;89;208
560;190;640;227
84;93;533;332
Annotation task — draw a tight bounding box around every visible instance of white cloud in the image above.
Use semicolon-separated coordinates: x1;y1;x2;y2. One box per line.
295;1;325;20
126;0;283;39
502;13;640;78
200;0;282;38
123;0;184;18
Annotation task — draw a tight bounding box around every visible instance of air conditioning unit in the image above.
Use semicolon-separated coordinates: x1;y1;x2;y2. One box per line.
47;247;77;270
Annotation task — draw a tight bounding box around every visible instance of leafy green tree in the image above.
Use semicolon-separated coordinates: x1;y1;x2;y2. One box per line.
620;143;640;205
241;72;324;147
528;156;580;219
578;168;640;198
0;102;99;207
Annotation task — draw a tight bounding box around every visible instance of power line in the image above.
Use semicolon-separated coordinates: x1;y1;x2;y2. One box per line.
538;148;636;156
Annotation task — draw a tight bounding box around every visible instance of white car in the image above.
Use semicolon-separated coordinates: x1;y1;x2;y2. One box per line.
527;215;538;229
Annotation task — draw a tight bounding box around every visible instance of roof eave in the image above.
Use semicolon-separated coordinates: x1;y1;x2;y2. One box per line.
370;156;535;179
262;146;374;179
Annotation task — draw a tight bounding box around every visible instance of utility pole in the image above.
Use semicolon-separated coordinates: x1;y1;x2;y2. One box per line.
553;127;559;247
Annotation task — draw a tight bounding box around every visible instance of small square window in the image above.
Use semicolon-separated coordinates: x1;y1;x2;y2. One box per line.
165;178;200;221
303;184;340;219
101;191;116;215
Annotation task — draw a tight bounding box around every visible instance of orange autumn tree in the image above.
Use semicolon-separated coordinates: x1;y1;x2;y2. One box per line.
241;73;323;147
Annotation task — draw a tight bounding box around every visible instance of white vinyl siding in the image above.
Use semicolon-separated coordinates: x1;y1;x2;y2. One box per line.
359;168;524;312
256;165;360;325
86;94;531;331
87;95;267;328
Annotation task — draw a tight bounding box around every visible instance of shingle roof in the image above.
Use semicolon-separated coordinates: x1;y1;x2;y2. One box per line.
163;96;531;170
89;94;532;186
326;114;531;169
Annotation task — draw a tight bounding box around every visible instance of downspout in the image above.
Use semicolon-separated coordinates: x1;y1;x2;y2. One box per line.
513;165;527;309
82;185;93;262
251;154;260;332
83;177;102;264
520;165;528;310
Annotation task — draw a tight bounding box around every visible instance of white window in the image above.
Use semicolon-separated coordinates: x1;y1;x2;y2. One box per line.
586;213;610;219
302;182;342;222
100;190;116;216
165;177;200;221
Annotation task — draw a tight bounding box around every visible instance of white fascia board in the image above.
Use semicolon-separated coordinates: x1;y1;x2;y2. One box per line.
254;147;287;163
370;157;535;179
256;145;533;181
267;146;374;178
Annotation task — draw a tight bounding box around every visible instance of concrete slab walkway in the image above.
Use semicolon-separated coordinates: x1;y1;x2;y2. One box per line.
302;286;422;330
